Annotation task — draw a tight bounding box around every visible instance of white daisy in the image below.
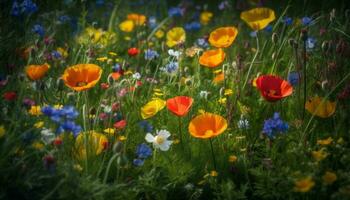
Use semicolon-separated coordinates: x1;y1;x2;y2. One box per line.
145;129;173;151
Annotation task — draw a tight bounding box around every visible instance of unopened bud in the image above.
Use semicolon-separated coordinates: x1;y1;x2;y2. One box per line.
321;41;329;52
113;141;123;153
272;32;278;44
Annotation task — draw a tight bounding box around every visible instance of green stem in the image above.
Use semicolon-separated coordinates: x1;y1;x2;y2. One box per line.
242;33;259;91
209;138;217;170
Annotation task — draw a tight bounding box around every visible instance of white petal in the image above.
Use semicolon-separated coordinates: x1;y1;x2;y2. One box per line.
145;133;155;143
158;130;171;139
159;140;172;151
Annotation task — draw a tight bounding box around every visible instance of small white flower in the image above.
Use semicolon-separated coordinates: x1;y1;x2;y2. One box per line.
103;105;112;113
199;90;209;99
168;49;182;59
145;130;173;151
237;117;249;129
41;128;55;144
132;72;141;80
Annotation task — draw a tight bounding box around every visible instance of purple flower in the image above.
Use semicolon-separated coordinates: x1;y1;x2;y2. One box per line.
135;143;152;159
138;120;153;133
144;49;159;60
283;17;293;26
185;22;201;31
287;71;300;86
168;7;183;17
301;17;312;26
32;24;45;37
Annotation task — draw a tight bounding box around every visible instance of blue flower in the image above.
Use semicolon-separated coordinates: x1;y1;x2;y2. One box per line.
250;31;257;38
197;38;209;48
96;0;104;6
59;121;81;137
144;49;159;60
287;71;300;86
112;63;121;72
301;17;312;26
61;106;79;119
165;61;179;73
10;1;21;16
264;25;273;33
283;17;293;26
133;158;144;166
306;37;316;50
32;24;45;37
138;120;153;133
168;7;183;17
262;112;289;139
185;21;201;31
148;16;157;29
20;0;38;15
52;51;62;59
135;143;152;159
58;15;71;24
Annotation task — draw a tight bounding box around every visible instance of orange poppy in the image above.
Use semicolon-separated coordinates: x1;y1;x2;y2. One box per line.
213;72;224;84
305;96;336;118
62;64;102;92
208;27;239;48
166;96;194;117
188;113;227;139
199;48;226;68
240;8;276;31
25;63;50;81
127;13;146;26
255;75;293;102
110;72;121;80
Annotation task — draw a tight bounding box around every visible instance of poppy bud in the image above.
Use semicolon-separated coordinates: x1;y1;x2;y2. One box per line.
113;141;123;153
53;138;63;146
128;47;139;56
322;41;329;52
18;73;26;82
272;32;278;44
288;39;298;49
3;91;17;101
100;83;109;90
107;74;115;85
301;29;308;41
330;9;336;22
271;52;276;60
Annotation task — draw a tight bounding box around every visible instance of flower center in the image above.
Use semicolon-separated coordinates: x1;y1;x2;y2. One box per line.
76;81;87;87
204;130;214;136
155;135;165;144
268;89;278;95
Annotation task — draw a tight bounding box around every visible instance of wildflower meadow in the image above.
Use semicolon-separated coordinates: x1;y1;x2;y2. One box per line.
1;0;350;199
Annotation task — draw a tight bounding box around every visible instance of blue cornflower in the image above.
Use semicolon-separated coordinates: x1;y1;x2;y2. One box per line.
138;120;153;133
185;21;201;31
96;0;104;6
10;1;21;16
144;49;159;60
197;38;209;48
250;31;257;38
21;0;38;15
287;71;300;86
133;158;145;166
112;63;121;72
59;121;81;137
306;37;316;50
283;17;293;26
135;143;152;159
168;7;183;17
60;106;79;119
262;112;289;139
52;51;62;59
148;16;157;29
165;61;179;73
32;24;45;37
301;17;312;26
58;15;71;24
264;25;273;33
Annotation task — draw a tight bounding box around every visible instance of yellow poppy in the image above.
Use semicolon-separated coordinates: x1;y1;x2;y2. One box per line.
77;27;115;47
317;137;333;146
28;105;42;116
62;64;102;92
200;11;213;25
166;27;186;47
141;98;166;119
188;113;227;139
119;20;135;32
322;171;337;185
155;30;165;38
305;96;336;118
25;63;50;81
209;27;239;48
199;48;226;68
240;8;276;30
312;148;328;162
294;177;315;192
127;13;146;26
75;131;108;159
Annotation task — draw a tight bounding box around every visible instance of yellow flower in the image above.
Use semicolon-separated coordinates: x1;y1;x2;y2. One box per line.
199;48;226;68
198;109;206;114
127;13;146;26
96;57;108;62
312;148;328;162
75;131;108;159
240;8;276;30
124;36;131;41
57;47;68;58
108;52;117;56
32;141;44;150
104;128;115;136
228;155;237;163
317;137;333;146
166;27;186;47
210;170;218;177
54;104;63;109
209;27;239;48
118;135;127;141
294;176;315;192
34;121;44;129
155;30;165;38
73;164;83;172
323;171;337;185
140;98;166;119
29;105;42;116
218;97;227;104
224;89;233;96
200;11;213;25
119;20;135;32
0;125;5;138
185;46;202;57
305;96;336;118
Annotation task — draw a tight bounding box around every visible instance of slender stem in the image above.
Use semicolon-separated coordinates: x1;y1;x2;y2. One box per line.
302;39;307;120
242;33;259;91
209;138;217;170
178;116;183;143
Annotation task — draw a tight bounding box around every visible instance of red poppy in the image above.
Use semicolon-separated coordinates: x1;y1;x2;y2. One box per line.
166;96;194;117
255;75;293;102
128;47;139;56
3;91;17;101
114;119;127;129
100;83;110;90
53;138;63;146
